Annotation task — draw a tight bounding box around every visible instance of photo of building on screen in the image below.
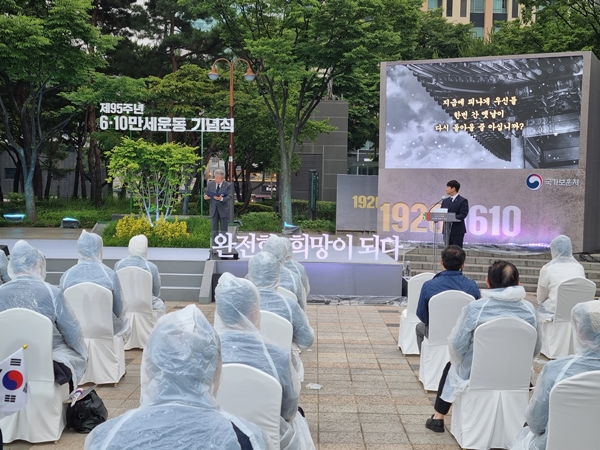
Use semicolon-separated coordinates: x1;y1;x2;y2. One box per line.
385;56;583;170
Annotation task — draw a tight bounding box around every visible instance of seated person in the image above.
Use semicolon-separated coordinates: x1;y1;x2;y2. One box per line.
60;230;130;338
263;235;306;310
214;272;314;450
247;252;314;350
114;234;166;317
512;300;600;450
537;235;585;318
0;250;10;284
425;261;540;433
0;240;87;387
281;237;310;297
84;305;268;450
416;245;481;352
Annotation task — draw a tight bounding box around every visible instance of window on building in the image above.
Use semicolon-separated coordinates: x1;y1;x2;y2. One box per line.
493;0;507;13
471;0;485;13
447;0;453;16
428;0;443;8
4;168;16;180
472;27;485;37
460;0;467;16
511;0;519;17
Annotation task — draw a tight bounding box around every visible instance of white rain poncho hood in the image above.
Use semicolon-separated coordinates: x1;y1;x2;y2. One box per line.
536;235;585;317
114;235;165;315
128;234;148;258
262;237;306;309
77;229;103;262
0;240;87;384
8;240;46;281
61;232;129;335
247;252;314;350
84;305;267;450
441;285;540;403
512;300;600;450
281;237;310;297
0;250;10;284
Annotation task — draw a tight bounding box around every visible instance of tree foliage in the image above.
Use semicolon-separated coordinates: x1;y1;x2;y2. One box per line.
107;138;198;223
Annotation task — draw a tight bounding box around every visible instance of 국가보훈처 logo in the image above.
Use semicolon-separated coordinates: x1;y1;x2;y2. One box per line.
526;174;543;190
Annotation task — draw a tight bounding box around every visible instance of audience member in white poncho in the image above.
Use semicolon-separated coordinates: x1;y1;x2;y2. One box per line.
425;261;541;433
0;240;87;386
0;251;10;284
536;235;585;318
512;300;600;450
214;273;316;450
263;235;306;309
60;230;130;338
281;237;310;297
84;305;269;450
114;234;166;316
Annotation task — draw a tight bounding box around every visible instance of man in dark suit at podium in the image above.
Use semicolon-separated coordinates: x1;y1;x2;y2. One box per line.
441;180;469;248
204;168;231;246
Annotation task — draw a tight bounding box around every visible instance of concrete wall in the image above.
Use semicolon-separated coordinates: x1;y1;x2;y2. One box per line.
293;100;349;202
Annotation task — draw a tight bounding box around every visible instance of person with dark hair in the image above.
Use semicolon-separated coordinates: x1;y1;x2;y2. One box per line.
425;260;540;434
415;245;480;352
440;180;469;248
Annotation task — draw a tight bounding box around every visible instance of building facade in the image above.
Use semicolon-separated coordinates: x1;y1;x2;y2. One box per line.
422;0;523;38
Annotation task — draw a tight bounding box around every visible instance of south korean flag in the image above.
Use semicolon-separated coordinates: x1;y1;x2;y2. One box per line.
0;348;29;420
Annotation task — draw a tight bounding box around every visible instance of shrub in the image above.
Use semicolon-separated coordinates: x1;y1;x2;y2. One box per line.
291;200;336;222
239;212;281;232
153;216;189;240
115;215;152;239
235;202;274;214
297;219;336;233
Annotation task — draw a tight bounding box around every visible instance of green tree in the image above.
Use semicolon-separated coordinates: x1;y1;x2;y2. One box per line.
106;138;198;223
0;0;117;221
193;0;422;224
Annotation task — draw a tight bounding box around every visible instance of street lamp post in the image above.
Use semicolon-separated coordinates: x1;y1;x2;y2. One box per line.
208;58;256;222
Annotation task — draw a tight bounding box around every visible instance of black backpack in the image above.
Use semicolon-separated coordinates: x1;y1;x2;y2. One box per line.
66;389;108;433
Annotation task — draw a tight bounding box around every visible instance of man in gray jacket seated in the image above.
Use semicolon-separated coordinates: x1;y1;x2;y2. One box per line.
0;240;87;387
114;234;166;316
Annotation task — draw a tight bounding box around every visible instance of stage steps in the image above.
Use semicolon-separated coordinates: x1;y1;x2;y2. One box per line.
405;248;600;296
45;258;204;302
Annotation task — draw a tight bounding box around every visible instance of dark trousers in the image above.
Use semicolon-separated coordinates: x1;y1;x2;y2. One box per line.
415;322;429;353
1;427;3;450
434;362;453;415
211;213;229;245
448;234;464;248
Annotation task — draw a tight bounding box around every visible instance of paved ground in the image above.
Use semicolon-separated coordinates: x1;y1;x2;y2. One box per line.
3;299;549;450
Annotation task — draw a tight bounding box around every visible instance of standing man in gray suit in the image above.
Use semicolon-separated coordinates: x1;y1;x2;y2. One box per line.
204;168;231;247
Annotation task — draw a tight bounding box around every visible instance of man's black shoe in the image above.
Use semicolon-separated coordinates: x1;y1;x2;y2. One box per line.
425;415;445;433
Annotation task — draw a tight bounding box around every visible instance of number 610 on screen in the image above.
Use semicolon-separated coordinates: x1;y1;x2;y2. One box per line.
379;202;521;237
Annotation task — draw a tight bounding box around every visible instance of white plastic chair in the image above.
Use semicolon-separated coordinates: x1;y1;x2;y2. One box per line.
451;317;538;450
64;283;126;385
0;308;69;443
540;277;596;359
216;363;283;450
117;267;156;350
419;290;473;391
546;370;600;450
398;272;435;355
277;286;297;303
260;310;293;351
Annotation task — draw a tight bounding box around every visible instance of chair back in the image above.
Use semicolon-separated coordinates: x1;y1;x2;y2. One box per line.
406;272;435;318
117;266;153;314
555;277;596;323
277;286;297;302
216;363;282;449
64;282;114;339
0;308;54;383
546;370;600;450
470;317;537;390
428;290;473;345
260;310;293;351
